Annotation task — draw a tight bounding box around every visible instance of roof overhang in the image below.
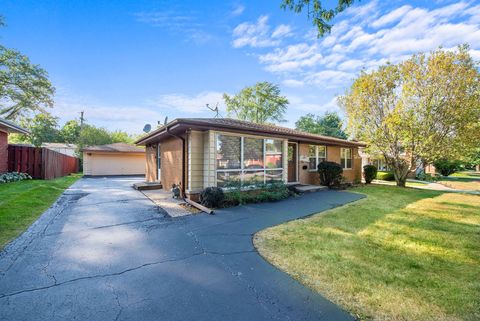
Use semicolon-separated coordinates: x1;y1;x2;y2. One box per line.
0;118;30;135
135;119;366;148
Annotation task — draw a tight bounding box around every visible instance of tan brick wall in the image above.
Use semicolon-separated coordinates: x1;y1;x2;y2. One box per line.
0;131;8;173
187;131;205;192
145;144;157;182
203;131;216;187
160;136;183;189
298;143;362;185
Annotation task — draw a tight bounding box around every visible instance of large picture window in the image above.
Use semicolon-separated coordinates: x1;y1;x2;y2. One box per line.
341;148;352;169
215;134;284;187
308;145;327;170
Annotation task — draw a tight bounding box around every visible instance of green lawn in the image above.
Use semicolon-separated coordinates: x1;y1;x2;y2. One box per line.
437;175;480;191
255;185;480;321
0;174;81;249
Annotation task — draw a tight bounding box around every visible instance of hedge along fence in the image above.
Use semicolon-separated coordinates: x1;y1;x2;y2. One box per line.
7;145;79;180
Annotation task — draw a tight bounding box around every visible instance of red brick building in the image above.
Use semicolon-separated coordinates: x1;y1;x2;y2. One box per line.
0;118;30;173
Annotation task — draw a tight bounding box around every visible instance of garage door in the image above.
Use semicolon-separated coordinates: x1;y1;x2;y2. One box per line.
85;153;145;176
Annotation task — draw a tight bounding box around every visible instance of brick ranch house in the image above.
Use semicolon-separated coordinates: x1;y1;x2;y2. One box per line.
0;118;30;173
135;118;366;201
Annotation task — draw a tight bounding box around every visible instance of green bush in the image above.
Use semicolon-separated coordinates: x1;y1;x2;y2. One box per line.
415;172;439;182
363;165;378;184
222;181;291;206
317;161;343;187
433;159;463;176
376;171;395;181
200;187;225;208
0;172;32;184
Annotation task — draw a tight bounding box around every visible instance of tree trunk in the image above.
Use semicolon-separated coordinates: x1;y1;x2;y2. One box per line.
391;160;410;188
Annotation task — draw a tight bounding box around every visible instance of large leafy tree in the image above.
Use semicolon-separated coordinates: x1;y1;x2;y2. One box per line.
24;113;60;147
281;0;355;36
0;17;54;120
339;46;480;187
295;112;347;139
223;82;289;124
60;120;81;143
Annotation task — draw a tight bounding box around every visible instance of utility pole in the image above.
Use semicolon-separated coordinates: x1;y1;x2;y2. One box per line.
79;111;85;130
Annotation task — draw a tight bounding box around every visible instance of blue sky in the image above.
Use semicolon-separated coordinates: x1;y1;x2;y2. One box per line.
2;0;480;134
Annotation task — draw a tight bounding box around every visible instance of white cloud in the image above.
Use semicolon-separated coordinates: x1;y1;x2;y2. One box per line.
282;79;304;88
370;5;412;28
235;1;480;91
135;10;213;44
231;4;245;16
150;91;225;114
259;43;322;72
232;15;293;48
272;24;293;38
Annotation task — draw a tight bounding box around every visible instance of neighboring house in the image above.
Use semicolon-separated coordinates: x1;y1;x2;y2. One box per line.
135;118;365;201
82;143;145;176
42;143;78;157
0;118;30;173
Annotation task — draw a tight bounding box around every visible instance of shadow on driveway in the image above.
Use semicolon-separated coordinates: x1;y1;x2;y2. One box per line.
0;177;363;321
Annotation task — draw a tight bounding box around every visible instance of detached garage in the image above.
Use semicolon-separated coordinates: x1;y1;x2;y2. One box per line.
82;143;145;176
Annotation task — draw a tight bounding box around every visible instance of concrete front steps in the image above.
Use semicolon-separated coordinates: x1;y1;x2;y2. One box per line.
290;184;328;193
133;181;163;191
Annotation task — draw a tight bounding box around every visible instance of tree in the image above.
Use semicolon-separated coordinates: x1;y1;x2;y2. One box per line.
26;113;60;146
60;120;81;143
0;18;54;120
223;82;289;124
295;112;347;139
281;0;355;37
339;46;480;187
110;130;135;144
78;125;113;147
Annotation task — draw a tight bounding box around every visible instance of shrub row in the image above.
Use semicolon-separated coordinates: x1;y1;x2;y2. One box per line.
200;181;292;208
0;172;32;184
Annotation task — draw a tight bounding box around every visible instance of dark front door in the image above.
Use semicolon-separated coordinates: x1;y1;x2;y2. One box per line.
287;143;297;182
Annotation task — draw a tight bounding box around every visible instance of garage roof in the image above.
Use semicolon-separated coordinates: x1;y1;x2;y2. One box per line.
82;143;145;153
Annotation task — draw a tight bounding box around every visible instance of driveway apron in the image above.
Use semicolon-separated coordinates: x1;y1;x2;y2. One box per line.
0;177;363;321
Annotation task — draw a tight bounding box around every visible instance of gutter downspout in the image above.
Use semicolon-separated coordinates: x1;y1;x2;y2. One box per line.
165;125;187;198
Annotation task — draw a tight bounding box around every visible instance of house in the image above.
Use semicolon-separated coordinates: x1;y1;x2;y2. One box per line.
0;118;30;173
42;143;78;157
82;143;145;176
135;118;365;200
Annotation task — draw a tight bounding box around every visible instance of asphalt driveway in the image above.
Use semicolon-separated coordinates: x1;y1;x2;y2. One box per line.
0;176;363;321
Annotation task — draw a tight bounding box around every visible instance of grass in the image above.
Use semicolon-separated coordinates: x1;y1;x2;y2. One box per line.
255;185;480;321
0;174;81;249
437;176;480;191
451;171;480;178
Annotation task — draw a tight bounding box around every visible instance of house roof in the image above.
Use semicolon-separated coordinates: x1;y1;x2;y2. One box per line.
135;118;366;147
42;143;78;149
0;118;30;135
82;142;145;153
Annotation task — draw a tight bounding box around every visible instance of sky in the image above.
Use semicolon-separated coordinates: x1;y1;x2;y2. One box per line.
2;0;480;134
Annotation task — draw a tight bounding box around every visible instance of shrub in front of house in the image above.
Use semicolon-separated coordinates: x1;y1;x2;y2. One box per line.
317;161;343;187
376;171;395;181
433;159;463;176
219;180;292;207
363;165;377;184
200;187;225;208
0;172;32;184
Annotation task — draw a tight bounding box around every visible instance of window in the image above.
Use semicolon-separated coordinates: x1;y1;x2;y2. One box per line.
308;145;327;170
341;148;352;169
373;158;388;171
216;135;241;169
215;134;284;187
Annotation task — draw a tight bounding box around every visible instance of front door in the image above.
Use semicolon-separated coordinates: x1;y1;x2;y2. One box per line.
287;143;297;182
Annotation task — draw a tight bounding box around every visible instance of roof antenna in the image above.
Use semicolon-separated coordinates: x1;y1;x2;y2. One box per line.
206;103;220;118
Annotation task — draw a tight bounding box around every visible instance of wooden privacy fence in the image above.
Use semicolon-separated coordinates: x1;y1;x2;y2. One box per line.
8;145;79;179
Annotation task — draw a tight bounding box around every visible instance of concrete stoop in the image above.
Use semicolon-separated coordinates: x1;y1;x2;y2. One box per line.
292;184;328;193
133;181;163;191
